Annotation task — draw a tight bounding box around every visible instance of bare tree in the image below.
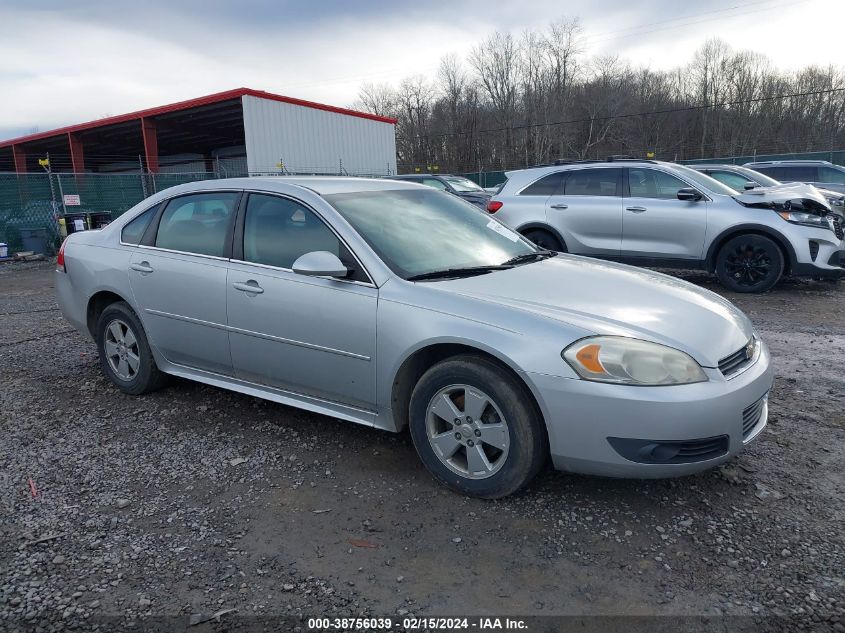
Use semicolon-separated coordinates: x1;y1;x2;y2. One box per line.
352;19;845;174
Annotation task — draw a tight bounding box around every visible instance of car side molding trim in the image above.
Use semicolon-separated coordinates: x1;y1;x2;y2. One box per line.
146;308;371;361
165;361;378;422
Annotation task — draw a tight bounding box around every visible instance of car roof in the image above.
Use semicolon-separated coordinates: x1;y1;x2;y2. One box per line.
745;160;833;166
147;176;426;198
688;164;745;170
385;173;453;179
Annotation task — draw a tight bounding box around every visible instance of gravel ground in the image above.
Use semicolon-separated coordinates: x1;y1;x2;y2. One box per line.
0;261;843;632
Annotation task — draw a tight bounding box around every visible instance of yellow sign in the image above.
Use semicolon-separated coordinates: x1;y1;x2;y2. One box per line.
646;152;655;159
38;158;50;167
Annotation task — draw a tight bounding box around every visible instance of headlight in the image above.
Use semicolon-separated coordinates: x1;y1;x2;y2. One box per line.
827;197;844;208
777;211;834;231
562;336;708;386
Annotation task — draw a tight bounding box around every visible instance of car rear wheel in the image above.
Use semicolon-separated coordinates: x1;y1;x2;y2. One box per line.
522;228;565;252
96;302;168;395
408;355;546;499
715;234;784;293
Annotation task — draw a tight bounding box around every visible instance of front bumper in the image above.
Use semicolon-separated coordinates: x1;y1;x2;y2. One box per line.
526;342;774;477
789;226;845;279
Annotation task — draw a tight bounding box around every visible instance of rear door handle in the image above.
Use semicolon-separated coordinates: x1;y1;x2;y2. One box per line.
626;206;647;213
130;261;154;274
549;203;569;210
232;280;264;295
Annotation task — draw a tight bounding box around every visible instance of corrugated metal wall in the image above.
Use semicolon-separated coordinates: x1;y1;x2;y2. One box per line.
242;95;396;176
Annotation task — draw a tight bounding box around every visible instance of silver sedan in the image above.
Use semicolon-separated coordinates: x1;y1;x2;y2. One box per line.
56;177;773;498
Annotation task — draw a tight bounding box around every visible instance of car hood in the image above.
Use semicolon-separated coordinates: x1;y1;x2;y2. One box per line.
433;256;754;368
734;182;832;210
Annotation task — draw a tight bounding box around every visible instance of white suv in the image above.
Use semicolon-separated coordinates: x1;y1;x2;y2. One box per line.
487;159;845;293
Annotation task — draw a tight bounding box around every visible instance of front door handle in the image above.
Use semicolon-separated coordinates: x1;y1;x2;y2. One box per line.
626;206;647;213
232;280;264;295
549;203;569;210
130;261;154;274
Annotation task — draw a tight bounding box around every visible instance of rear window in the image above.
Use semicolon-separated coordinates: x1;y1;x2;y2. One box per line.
520;172;563;196
121;204;159;245
154;192;239;257
564;168;621;197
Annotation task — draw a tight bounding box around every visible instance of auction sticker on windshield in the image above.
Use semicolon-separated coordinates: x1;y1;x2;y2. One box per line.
486;219;519;241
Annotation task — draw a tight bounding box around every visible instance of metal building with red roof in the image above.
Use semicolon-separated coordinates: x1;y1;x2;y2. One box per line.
0;88;398;177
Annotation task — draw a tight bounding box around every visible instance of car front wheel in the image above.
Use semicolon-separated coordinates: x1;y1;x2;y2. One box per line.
715;234;784;293
408;355;547;498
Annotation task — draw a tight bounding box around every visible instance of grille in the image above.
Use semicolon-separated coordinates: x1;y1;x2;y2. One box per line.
673;437;730;462
719;341;754;377
832;216;844;240
809;240;819;261
742;396;766;438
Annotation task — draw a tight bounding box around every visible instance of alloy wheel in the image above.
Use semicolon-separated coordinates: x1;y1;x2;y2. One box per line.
103;318;140;381
425;384;510;479
723;243;773;288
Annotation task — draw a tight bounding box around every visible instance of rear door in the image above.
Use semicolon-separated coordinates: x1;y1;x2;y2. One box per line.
544;167;622;255
621;167;707;259
128;191;240;375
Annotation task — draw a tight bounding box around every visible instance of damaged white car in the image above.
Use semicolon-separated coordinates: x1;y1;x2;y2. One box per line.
487;159;845;292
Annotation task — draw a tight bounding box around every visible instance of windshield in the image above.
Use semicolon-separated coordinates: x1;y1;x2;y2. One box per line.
734;166;780;187
443;176;484;192
672;164;738;196
325;189;537;279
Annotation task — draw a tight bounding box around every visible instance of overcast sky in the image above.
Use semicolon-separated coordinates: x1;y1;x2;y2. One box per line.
1;0;843;142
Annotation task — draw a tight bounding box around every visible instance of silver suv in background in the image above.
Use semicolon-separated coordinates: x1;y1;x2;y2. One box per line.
487;159;845;293
744;160;845;195
689;163;845;212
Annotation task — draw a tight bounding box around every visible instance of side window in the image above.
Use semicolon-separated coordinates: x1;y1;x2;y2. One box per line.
754;166;783;180
781;166;817;181
628;169;689;199
242;194;366;282
819;166;845;184
121;204;159;245
709;171;754;191
520;172;563;196
564;168;621;197
421;178;448;191
155;192;238;257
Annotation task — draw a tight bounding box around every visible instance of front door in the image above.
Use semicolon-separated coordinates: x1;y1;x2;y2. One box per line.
544;167;623;255
621;167;708;259
128;191;240;375
226;193;378;411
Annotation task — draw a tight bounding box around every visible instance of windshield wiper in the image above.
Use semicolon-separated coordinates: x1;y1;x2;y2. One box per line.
502;250;556;266
406;265;513;282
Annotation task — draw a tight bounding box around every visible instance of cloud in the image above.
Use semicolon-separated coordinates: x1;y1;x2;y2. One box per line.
1;0;843;142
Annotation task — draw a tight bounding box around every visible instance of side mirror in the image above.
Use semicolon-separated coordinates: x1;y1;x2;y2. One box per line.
743;181;757;191
677;187;703;201
291;251;348;278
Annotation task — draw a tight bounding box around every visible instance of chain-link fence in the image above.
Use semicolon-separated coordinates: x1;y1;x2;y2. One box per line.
1;169;374;254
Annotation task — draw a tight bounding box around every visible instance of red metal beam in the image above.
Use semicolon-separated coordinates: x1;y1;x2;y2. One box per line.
68;133;85;173
0;87;397;150
141;118;159;174
12;145;26;173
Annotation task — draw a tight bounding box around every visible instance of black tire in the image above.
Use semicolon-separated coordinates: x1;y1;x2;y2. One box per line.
96;301;168;395
408;355;547;499
522;228;565;252
715;234;784;293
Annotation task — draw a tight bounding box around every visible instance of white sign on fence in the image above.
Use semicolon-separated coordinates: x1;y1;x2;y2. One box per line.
63;194;81;206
